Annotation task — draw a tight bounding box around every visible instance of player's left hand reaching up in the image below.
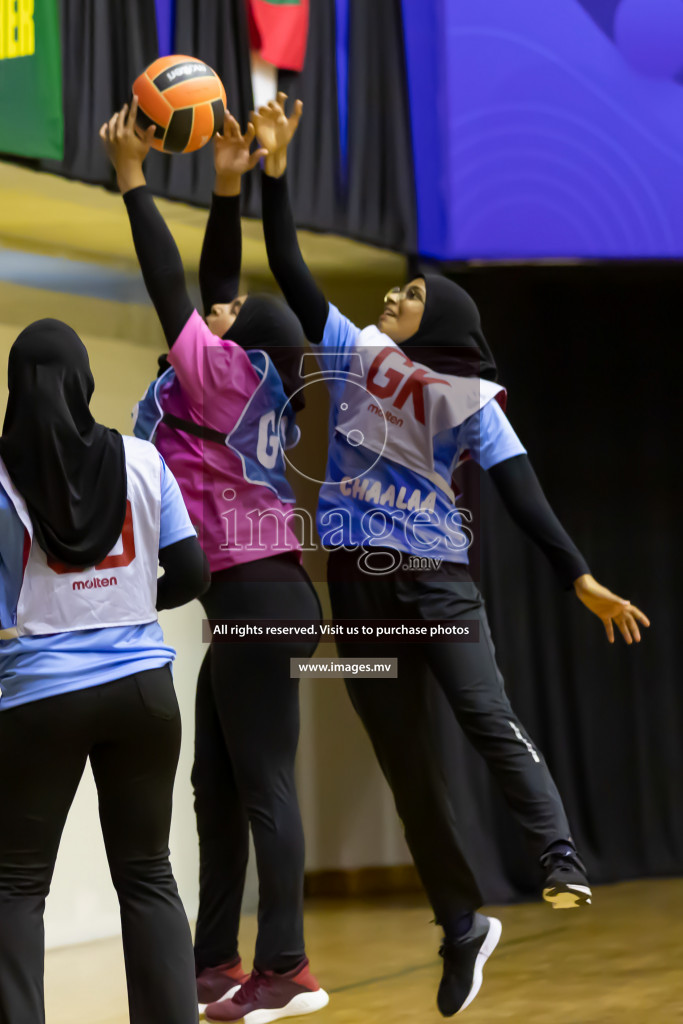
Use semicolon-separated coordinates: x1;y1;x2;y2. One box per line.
573;573;650;644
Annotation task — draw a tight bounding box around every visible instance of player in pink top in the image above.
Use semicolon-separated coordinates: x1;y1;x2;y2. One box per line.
101;100;328;1021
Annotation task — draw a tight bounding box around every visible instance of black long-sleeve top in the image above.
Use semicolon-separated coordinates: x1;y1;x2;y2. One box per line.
123;185;195;347
199;192;242;313
157;536;209;610
124;184;246;340
256;172;590;588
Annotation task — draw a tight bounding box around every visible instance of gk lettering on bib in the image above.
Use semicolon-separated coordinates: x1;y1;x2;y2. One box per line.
333;326;503;498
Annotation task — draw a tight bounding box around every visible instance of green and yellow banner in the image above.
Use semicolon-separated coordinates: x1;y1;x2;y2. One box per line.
0;0;63;159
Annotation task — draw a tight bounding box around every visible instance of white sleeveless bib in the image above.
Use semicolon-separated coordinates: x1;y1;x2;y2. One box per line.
333;327;504;498
0;436;161;637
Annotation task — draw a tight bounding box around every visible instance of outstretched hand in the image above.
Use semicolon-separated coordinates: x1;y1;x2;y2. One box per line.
213;111;268;192
573;574;650;644
99;97;156;193
251;91;303;177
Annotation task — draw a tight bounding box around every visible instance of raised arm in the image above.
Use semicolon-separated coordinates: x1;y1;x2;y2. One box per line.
253;94;329;343
99;99;194;347
199;112;267;314
489;453;650;644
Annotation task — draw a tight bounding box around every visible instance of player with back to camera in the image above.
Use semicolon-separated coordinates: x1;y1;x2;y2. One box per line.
247;94;651;1018
0;319;208;1024
100;98;329;1024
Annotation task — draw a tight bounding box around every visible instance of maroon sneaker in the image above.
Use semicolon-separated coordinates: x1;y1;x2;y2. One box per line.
197;958;250;1014
204;958;329;1023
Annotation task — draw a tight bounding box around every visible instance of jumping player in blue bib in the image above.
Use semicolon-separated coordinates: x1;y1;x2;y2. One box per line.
250;95;651;1018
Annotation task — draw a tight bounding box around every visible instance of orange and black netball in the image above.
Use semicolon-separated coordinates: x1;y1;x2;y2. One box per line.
132;54;227;154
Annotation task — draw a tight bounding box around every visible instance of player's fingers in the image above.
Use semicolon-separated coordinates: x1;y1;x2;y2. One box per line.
116;105;129;138
127;96;139;128
615;615;633;644
289;99;303;134
625;613;641;643
223;110;238;133
276;91;288;108
243;122;256;145
603;617;615;644
247;148;268;170
629;604;650;627
108;111;119;137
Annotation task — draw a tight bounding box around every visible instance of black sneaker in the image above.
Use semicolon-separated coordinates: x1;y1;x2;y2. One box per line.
541;847;592;909
437;913;502;1017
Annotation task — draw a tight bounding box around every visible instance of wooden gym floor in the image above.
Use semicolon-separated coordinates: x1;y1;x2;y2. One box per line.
45;879;683;1023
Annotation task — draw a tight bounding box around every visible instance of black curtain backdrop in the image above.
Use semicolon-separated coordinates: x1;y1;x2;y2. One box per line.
144;0;256;206
428;262;683;902
343;0;417;252
260;0;342;233
40;0;159;183
40;0;417;249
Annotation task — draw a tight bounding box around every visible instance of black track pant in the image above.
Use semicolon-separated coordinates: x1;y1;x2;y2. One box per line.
0;668;198;1024
327;551;572;927
192;555;321;974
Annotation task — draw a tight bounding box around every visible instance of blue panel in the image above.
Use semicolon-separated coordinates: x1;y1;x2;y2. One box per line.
0;247;150;304
404;0;683;260
335;0;350;179
154;0;176;57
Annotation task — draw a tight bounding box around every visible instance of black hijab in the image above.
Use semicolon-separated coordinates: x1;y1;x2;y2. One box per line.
0;319;127;567
157;294;306;410
226;293;307;412
400;274;498;381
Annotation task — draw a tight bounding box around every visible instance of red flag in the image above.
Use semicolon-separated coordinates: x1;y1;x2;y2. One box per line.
248;0;310;72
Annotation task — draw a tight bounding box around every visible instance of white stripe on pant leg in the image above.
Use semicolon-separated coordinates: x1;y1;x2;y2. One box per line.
508;720;540;763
